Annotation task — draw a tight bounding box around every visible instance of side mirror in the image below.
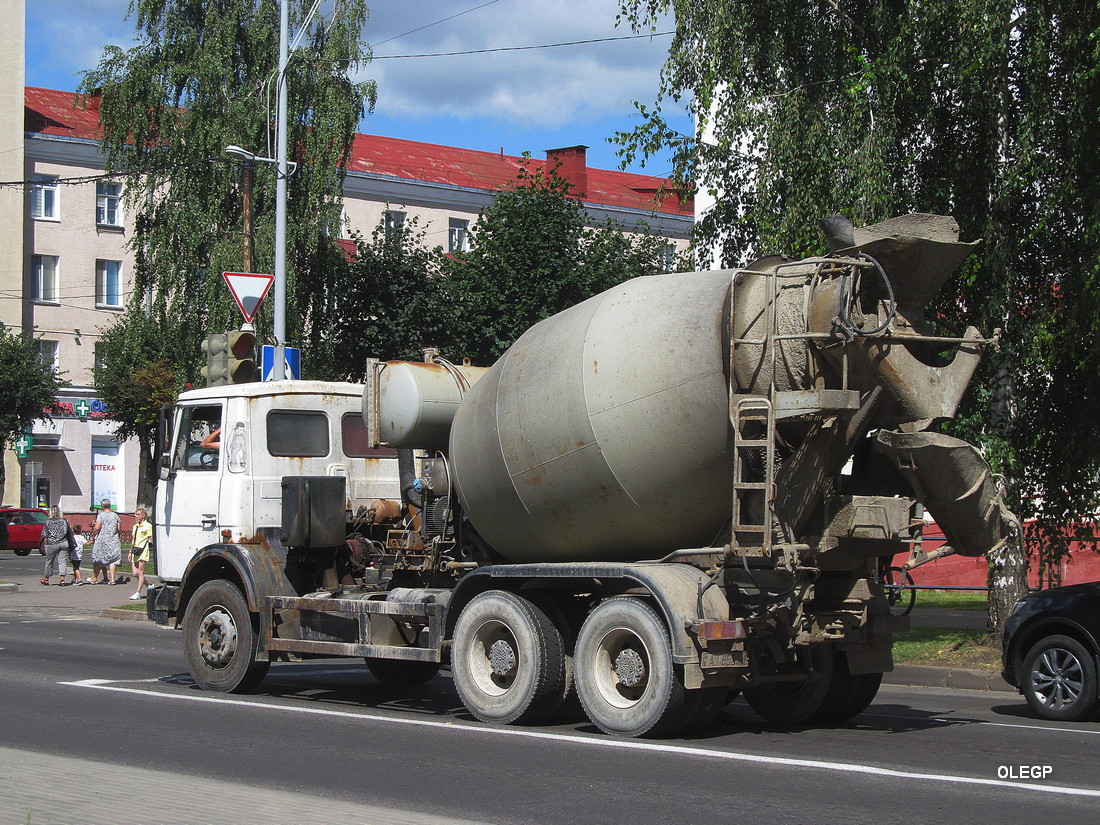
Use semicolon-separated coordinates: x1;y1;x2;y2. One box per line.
159;454;173;482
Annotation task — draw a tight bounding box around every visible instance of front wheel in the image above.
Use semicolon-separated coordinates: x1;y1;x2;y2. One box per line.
183;580;269;693
574;597;689;737
1022;635;1099;721
452;590;568;725
13;548;31;556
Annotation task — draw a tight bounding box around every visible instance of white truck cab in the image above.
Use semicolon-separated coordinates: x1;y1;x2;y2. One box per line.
155;380;399;583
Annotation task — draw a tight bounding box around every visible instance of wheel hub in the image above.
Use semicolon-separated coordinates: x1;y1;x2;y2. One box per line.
613;648;646;688
488;638;516;677
197;607;238;669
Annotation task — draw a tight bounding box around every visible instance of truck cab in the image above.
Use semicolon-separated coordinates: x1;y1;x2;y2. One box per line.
155;380;399;583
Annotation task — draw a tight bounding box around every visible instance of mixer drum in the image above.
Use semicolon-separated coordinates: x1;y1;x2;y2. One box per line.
449;270;737;563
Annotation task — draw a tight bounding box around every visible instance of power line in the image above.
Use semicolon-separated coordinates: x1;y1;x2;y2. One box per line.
369;0;502;48
371;31;674;60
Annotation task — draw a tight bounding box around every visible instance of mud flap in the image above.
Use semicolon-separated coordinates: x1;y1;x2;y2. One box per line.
875;429;1018;557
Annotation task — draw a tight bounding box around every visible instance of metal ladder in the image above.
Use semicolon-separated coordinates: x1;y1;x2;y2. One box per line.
730;395;777;555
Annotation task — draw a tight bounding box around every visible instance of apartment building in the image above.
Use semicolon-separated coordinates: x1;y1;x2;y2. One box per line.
4;81;692;514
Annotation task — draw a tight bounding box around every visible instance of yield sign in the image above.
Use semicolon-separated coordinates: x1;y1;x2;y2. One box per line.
223;271;275;323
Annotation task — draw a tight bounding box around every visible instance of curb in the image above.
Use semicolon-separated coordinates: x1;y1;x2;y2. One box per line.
100;607;150;621
885;663;1013;692
0;583;18;594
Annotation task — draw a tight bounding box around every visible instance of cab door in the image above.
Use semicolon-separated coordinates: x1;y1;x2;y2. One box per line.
156;403;223;581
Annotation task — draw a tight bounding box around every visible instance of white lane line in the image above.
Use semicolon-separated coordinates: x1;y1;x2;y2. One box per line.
7;617;90;624
61;678;1100;800
862;711;1100;737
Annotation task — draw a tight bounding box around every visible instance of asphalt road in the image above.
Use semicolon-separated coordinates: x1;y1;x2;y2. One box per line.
2;585;1098;825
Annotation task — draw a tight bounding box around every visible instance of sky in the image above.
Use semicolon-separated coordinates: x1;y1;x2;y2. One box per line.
25;0;694;178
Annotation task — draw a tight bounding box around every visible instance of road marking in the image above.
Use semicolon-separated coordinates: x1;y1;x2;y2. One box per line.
5;617;90;625
61;678;1100;800
863;711;1100;737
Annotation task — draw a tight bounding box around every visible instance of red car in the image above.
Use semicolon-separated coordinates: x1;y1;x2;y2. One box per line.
0;508;50;556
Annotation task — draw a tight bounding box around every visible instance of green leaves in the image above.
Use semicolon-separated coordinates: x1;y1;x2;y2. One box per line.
0;329;64;448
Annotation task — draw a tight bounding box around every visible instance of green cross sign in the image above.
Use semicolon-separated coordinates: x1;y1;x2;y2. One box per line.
14;434;32;458
74;399;91;418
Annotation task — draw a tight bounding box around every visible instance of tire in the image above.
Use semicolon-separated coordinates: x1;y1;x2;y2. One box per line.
811;653;883;723
1021;634;1099;722
573;596;689;737
365;657;441;686
743;646;836;725
13;548;31;556
452;590;568;725
183;580;270;693
678;687;729;734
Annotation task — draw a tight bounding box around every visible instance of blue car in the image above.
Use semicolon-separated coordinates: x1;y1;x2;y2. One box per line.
1001;582;1100;721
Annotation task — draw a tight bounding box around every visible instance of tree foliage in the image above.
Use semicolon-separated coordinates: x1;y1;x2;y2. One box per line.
0;329;64;501
617;0;1100;629
440;163;672;364
314;218;450;379
94;310;184;507
80;0;373;384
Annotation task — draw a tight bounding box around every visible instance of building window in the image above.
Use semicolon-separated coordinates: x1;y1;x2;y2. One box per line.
35;339;59;372
31;175;59;220
659;243;678;272
383;210;405;241
96;181;123;227
448;218;469;253
32;255;59;303
96;260;123;308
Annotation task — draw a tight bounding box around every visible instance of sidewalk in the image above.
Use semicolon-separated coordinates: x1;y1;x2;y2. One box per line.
0;746;490;825
0;550;150;620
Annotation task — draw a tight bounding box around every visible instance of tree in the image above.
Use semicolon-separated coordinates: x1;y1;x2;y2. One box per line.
441;162;672;364
94;310;184;510
313;217;450;379
80;0;374;385
616;0;1100;634
0;329;64;502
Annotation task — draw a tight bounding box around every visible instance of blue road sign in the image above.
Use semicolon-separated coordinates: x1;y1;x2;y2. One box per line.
261;345;301;381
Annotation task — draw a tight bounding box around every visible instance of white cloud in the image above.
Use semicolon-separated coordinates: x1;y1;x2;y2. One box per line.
358;0;672;127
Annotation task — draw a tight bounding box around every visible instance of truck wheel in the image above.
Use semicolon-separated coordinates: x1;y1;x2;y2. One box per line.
809;654;883;723
183;580;270;693
1022;634;1099;721
573;596;688;737
452;590;568;725
743;646;835;725
365;658;441;686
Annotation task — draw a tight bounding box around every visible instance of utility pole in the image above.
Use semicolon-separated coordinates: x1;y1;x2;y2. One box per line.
241;160;254;273
273;0;289;380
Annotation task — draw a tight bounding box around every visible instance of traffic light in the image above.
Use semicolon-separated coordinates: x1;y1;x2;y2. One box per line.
227;330;259;383
201;333;230;386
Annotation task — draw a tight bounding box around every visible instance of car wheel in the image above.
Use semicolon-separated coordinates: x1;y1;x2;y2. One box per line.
1021;634;1099;722
13;548;31;556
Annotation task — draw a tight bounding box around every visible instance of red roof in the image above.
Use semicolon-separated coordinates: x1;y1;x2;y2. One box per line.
25;86;691;218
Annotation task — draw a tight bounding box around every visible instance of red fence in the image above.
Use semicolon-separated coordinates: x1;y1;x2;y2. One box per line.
891;523;1100;589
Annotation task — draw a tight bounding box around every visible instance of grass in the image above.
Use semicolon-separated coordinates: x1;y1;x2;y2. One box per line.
892;626;1001;670
911;590;988;610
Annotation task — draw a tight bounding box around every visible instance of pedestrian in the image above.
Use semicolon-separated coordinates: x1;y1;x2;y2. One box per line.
129;508;153;600
40;506;71;586
89;499;123;585
68;523;86;584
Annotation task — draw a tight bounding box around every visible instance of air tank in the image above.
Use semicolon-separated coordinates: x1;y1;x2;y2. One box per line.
449;270;740;564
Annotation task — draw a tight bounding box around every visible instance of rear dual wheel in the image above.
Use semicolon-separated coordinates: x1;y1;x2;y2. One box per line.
452;590;569;725
743;647;882;725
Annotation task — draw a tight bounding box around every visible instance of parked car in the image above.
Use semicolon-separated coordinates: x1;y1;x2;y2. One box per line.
0;507;50;556
1001;582;1100;721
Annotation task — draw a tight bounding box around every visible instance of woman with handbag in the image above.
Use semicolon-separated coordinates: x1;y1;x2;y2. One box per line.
40;506;71;586
128;508;153;600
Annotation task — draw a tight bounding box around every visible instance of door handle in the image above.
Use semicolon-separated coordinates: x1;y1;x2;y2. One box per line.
201;517;216;529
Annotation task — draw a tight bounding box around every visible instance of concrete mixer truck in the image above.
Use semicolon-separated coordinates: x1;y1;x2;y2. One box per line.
150;213;1016;736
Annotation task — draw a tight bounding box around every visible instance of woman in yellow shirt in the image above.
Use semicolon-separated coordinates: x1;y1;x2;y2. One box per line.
129;508;153;601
